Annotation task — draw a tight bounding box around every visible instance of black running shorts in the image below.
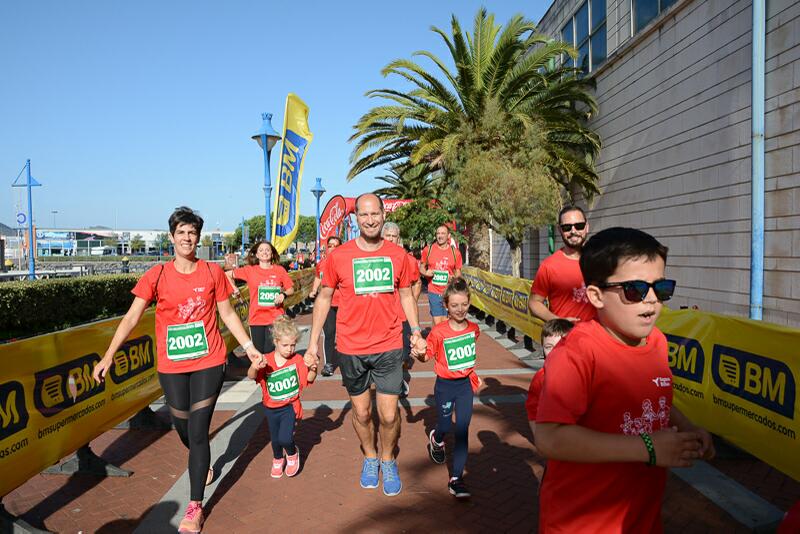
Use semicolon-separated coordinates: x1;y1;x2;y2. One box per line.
338;348;404;396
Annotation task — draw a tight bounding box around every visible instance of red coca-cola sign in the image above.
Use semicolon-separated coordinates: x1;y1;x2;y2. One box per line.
383;198;413;213
320;195;346;239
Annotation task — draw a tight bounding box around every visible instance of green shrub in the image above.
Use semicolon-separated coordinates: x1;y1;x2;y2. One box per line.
0;274;140;341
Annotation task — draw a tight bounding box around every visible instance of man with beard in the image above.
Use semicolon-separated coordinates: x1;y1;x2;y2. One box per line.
306;193;425;496
528;206;596;324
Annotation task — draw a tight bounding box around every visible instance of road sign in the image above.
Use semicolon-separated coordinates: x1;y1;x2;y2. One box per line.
16;212;26;225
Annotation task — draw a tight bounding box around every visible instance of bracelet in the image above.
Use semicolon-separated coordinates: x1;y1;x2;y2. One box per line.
242;341;254;351
640;432;656;466
410;326;421;333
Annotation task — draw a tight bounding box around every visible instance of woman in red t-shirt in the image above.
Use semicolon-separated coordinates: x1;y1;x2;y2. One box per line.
418;277;482;500
92;207;262;534
226;240;295;355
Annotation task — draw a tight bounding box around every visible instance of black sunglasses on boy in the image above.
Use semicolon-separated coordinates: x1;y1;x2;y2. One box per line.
597;279;677;302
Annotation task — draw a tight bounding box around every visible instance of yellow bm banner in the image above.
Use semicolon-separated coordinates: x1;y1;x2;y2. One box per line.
657;308;799;481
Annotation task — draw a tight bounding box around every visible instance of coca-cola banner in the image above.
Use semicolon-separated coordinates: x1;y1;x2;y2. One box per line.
383;198;413;213
320;195;347;240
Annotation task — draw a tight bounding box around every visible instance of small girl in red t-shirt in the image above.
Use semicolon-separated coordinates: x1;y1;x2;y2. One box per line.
417;277;482;499
248;316;317;478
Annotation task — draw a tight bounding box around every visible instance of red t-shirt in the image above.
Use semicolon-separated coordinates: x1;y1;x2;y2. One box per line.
132;260;233;374
322;239;410;355
525;369;545;421
255;351;311;418
315;257;341;308
531;249;596;322
536;320;672;534
425;320;481;391
397;252;420;321
232;264;293;326
421;244;463;295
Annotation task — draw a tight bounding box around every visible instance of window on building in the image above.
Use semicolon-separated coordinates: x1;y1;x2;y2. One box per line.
634;0;676;33
560;0;607;74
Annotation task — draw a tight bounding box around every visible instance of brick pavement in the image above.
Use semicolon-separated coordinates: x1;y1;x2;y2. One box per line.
3;301;798;533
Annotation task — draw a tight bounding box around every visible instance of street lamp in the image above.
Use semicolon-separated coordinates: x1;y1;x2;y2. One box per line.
310;177;326;262
12;159;42;280
251;112;282;242
51;210;58;228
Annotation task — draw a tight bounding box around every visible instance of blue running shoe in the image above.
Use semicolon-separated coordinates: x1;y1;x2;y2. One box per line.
360;457;380;489
381;460;402;496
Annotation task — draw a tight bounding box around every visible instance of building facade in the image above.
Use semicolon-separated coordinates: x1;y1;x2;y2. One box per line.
509;0;799;325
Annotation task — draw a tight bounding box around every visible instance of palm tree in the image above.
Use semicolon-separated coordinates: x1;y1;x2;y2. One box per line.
373;163;443;199
349;8;600;269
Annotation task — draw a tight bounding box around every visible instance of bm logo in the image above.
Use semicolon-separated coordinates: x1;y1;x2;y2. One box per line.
34;354;104;417
665;334;705;384
712;345;795;419
0;381;28;441
109;336;155;385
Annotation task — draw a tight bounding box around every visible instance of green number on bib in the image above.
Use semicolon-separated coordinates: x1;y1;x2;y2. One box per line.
352;257;394;295
166;321;209;361
432;270;449;286
443;332;476;371
258;286;281;307
266;364;300;401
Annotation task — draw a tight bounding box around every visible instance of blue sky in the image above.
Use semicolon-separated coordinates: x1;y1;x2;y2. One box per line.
1;1;548;232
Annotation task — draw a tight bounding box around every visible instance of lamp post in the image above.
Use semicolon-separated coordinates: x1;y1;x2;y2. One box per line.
251;113;282;243
51;210;58;228
12;159;42;280
310;177;326;262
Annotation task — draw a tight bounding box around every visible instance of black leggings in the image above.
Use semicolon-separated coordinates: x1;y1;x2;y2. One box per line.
323;306;338;369
159;365;225;502
265;404;297;458
250;325;275;354
433;376;473;479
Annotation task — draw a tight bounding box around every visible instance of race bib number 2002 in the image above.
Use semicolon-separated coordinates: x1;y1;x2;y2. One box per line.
166;321;209;361
443;331;476;371
352;257;394;295
267;364;300;401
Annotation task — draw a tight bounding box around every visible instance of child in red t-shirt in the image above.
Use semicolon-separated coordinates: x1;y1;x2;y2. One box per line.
417;277;482;499
526;318;574;440
535;227;715;534
227;240;295;355
248;316;317;478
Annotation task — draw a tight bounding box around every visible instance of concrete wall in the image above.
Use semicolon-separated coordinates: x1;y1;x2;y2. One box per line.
532;0;800;326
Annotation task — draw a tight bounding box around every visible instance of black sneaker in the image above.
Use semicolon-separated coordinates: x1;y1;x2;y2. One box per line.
428;429;446;464
448;477;471;499
321;364;335;377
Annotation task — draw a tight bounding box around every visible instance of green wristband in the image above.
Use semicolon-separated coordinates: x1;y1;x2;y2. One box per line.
640;432;656;466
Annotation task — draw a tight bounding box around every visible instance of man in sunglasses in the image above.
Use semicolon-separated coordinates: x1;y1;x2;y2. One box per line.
528;206;596;325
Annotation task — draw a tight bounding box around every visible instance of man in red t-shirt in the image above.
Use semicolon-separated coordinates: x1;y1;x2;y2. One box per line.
529;205;596;324
306;194;425;497
535;227;714;533
420;224;463;325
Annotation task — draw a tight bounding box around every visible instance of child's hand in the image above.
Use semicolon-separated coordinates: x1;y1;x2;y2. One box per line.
650;427;703;467
249;355;266;370
303;352;319;368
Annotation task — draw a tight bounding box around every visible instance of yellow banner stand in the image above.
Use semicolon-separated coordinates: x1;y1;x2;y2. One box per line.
0;267;315;497
462;266;800;481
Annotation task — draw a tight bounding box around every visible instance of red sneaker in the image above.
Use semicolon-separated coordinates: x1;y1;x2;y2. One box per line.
178;501;203;533
285;448;301;477
271;457;285;478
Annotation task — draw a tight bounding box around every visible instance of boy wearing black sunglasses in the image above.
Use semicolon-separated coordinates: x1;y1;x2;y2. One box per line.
534;227;714;534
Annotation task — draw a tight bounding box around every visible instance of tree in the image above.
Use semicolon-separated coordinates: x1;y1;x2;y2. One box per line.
386;200;460;250
296;215;317;249
201;235;213;247
130;234;145;254
348;8;600;270
374;163;443;200
102;235;118;250
223;233;239;253
155;232;170;255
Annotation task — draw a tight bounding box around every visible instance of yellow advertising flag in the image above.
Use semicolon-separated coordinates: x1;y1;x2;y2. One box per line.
272;93;313;254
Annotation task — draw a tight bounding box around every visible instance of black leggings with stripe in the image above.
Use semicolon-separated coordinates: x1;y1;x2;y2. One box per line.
158;364;225;502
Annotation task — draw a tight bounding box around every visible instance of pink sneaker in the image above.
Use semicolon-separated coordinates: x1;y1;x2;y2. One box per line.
285;448;301;477
178;501;203;533
271;457;285;478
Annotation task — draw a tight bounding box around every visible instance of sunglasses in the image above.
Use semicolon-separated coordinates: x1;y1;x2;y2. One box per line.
597;279;677;302
560;222;587;232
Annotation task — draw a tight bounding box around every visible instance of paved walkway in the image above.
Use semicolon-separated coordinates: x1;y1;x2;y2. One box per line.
3;300;798;533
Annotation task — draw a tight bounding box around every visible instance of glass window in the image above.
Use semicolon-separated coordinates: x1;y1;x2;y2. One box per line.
591;0;606;29
578;41;590;74
661;0;677;10
562;21;574;45
591;24;607;67
575;2;589;44
634;0;661;33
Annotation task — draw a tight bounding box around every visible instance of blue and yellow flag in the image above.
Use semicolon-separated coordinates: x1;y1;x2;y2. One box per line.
272;93;313;253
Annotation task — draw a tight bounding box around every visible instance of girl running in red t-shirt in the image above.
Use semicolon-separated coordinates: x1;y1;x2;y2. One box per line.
248;316;317;478
418;277;482;499
92;207;263;534
226;240;295;355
